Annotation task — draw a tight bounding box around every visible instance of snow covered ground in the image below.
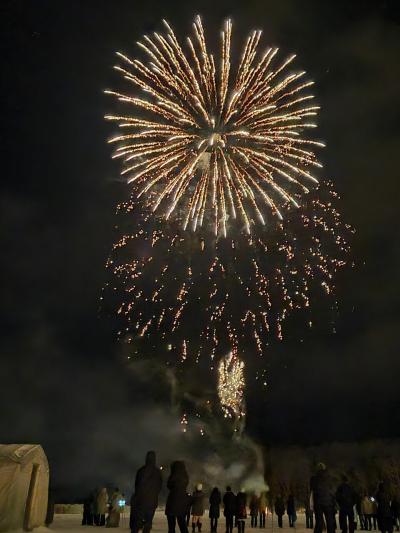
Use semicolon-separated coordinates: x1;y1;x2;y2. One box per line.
49;510;309;533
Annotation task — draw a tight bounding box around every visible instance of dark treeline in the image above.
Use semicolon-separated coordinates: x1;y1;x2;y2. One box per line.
265;439;400;504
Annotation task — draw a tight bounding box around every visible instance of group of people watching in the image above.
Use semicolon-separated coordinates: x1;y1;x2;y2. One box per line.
82;454;400;533
129;451;267;533
82;487;125;528
306;463;400;533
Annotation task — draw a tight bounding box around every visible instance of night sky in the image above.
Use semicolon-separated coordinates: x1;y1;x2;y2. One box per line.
2;0;400;495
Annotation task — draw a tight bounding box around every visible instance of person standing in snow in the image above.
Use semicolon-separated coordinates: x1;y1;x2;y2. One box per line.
310;463;336;533
274;495;285;528
130;451;162;533
107;488;123;528
236;490;247;533
223;486;236;533
287;494;297;527
191;484;205;532
375;482;393;533
250;494;259;528
165;461;190;533
95;488;109;527
209;487;222;532
259;492;267;529
336;475;356;533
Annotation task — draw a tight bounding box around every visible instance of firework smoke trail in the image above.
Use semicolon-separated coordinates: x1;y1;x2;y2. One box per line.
104;17;352;421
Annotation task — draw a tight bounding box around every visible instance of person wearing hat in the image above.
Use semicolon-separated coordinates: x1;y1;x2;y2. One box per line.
191;484;205;532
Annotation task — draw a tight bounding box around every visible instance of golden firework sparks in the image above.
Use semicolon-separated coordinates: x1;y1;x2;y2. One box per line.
106;16;323;237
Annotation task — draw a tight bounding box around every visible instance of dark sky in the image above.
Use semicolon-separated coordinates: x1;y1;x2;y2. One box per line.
1;0;400;495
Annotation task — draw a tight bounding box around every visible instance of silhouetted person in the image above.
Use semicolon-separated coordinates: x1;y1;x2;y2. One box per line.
376;483;393;533
259;493;267;529
236;490;247;533
223;487;236;533
165;461;190;533
191;484;205;532
306;494;314;529
310;463;336;533
391;496;400;532
250;494;259;528
130;451;162;533
82;492;94;526
275;496;285;528
209;487;222;532
287;494;297;528
336;475;356;533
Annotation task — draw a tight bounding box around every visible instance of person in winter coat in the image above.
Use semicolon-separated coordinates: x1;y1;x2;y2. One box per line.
191;484;205;532
362;495;375;531
310;463;336;533
165;461;190;533
376;482;393;533
336;476;356;533
223;487;236;533
209;487;222;532
259;493;267;529
236;490;247;533
107;488;123;528
95;488;109;526
287;494;297;528
250;495;259;528
305;494;314;529
130;451;163;533
391;495;400;532
82;492;95;526
274;496;285;528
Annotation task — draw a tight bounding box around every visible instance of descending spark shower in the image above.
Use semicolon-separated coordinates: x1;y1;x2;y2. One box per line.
104;17;352;423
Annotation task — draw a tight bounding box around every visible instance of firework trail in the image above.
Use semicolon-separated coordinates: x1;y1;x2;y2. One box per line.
104;17;352;420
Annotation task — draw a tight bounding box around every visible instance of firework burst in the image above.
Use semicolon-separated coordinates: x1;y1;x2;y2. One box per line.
218;351;246;420
106;16;323;237
104;17;352;419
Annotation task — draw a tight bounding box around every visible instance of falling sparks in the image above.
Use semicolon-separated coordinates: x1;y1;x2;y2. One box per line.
218;351;246;419
104;17;353;419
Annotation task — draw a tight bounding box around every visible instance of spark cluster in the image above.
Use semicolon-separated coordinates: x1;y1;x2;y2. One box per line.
218;351;246;419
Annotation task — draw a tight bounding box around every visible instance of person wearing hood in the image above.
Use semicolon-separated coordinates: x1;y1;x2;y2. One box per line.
310;463;336;533
209;487;222;532
130;451;163;533
191;484;205;532
165;461;190;533
236;490;247;533
223;486;236;533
